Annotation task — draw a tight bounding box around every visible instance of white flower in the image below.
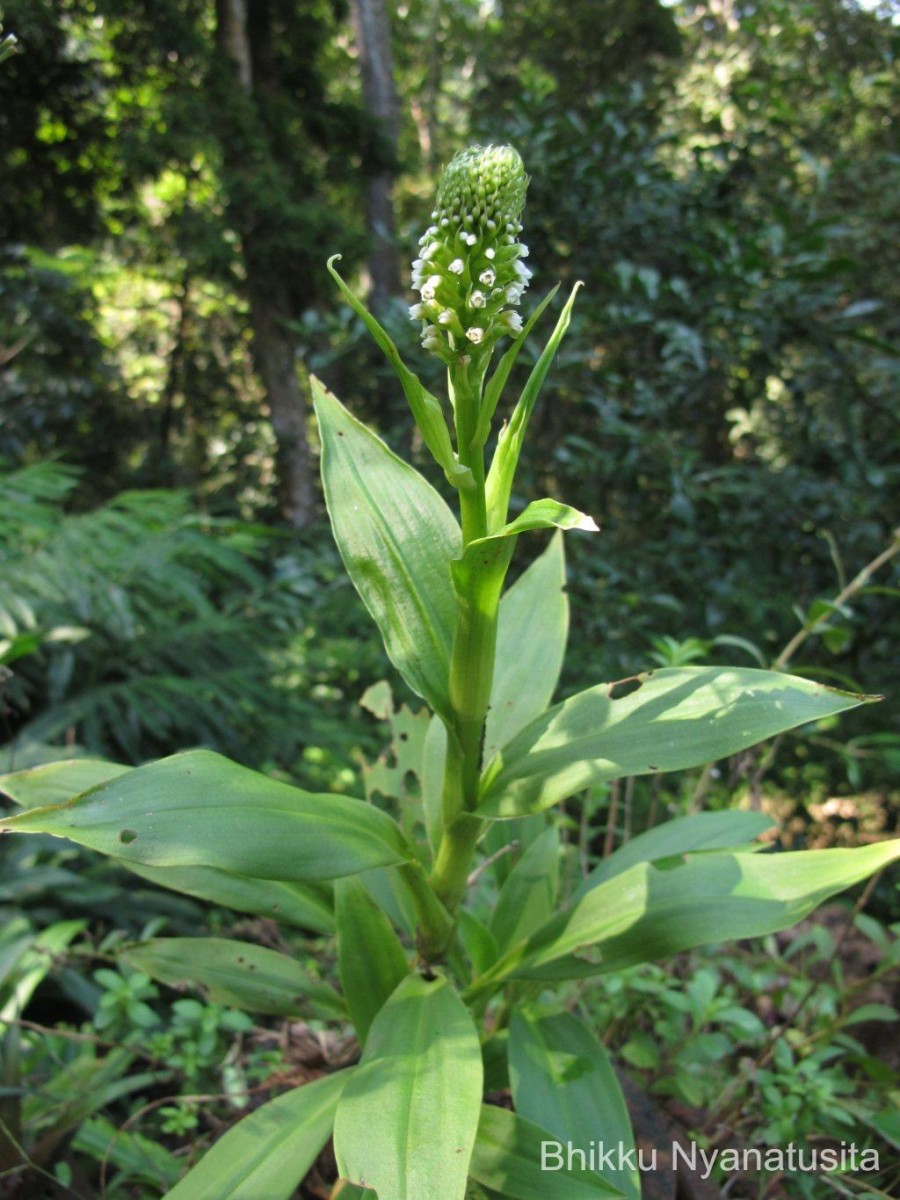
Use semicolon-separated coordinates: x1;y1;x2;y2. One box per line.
506;284;524;304
463;232;478;246
420;274;443;301
468;290;486;308
421;325;443;349
514;261;533;283
479;268;496;286
518;244;530;258
449;258;465;275
498;310;523;334
438;310;454;325
409;303;427;320
484;248;496;260
420;242;440;261
466;327;485;344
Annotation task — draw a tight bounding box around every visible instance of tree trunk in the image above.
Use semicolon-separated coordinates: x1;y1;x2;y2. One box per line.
350;0;401;307
248;286;316;527
214;0;316;528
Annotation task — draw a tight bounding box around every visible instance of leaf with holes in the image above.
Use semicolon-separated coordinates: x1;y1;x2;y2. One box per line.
122;937;345;1019
0;750;411;881
479;667;877;817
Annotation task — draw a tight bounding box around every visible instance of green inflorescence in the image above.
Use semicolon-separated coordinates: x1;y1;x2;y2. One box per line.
410;145;532;363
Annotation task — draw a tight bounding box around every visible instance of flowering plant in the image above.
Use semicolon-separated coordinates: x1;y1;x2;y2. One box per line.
0;145;896;1200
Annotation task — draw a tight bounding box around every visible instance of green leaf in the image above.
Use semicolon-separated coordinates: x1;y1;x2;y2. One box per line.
509;1011;639;1200
479;667;877;817
842;1003;897;1026
0;749;410;881
487;533;569;763
486;283;583;530
313;378;460;720
121;937;345;1020
123;862;334;933
0;758;131;808
1;919;86;1023
483;499;598;541
503;840;900;982
326;259;472;489
336;876;410;1042
334;974;482;1200
73;1116;181;1190
164;1070;351;1200
474;285;560;449
469;1105;623;1198
458;910;500;976
490;827;560;952
333;1184;379;1200
576;811;775;898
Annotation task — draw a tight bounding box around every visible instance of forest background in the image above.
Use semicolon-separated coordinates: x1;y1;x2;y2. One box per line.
1;2;899;1196
1;0;898;837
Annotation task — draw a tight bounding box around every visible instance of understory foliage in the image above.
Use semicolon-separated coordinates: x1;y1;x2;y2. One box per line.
0;461;385;775
0;3;897;1199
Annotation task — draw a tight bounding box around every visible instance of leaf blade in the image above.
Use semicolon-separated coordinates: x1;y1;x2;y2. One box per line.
509;1011;639;1200
121;937;345;1019
511;840;900;980
480;667;877;817
0;749;410;881
575;810;775;899
487;532;569;762
164;1071;350;1200
334;974;482;1200
313;378;460;719
469;1104;623;1198
336;876;410;1042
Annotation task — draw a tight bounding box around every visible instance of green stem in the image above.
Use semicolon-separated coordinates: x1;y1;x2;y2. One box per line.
428;354;509;919
429;813;483;915
398;862;455;959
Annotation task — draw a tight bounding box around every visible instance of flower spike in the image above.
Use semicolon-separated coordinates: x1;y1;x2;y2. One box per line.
412;145;531;362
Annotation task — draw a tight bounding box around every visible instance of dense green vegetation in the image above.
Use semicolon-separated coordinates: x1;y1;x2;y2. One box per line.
0;2;897;1197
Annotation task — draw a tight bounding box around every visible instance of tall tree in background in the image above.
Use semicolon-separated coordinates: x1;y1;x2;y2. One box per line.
211;0;362;526
0;0;370;524
350;0;401;307
213;0;311;526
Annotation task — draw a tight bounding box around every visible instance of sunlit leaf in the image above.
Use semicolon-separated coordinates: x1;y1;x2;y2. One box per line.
334;975;482;1200
0;749;411;881
314;378;460;720
164;1071;351;1200
480;667;877;817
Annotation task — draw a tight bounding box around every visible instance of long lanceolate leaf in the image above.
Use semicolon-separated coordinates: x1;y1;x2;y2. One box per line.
469;1105;623;1198
574;810;775;900
163;1070;351;1200
509;1011;640;1200
0;750;411;882
479;666;877;817
326;258;472;490
314;378;460;721
477;840;900;986
485;282;583;531
486;532;569;763
122;937;345;1020
0;757;335;928
334;975;482;1200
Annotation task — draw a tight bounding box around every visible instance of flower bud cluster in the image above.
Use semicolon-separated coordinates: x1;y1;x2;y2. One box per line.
411;145;532;363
